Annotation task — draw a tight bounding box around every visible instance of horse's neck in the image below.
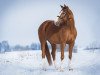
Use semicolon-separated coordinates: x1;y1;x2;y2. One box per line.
68;17;75;27
66;18;76;34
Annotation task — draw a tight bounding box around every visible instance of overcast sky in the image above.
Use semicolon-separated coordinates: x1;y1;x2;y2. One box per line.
0;0;100;47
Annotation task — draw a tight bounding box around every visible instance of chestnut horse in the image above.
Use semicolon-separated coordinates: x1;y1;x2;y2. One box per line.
38;4;77;70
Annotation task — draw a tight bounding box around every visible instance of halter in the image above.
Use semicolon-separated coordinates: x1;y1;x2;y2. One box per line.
59;11;72;22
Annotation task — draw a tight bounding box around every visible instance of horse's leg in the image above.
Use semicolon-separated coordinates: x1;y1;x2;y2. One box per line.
68;42;74;71
41;42;46;70
51;44;56;68
45;42;52;66
59;43;66;71
41;42;46;58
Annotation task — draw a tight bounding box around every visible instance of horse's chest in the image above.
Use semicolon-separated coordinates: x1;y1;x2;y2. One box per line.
59;28;74;42
59;28;67;39
60;28;66;34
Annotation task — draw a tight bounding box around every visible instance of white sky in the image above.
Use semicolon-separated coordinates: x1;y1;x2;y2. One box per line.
0;0;100;47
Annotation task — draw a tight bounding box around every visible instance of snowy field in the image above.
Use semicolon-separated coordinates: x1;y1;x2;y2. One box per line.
0;50;100;75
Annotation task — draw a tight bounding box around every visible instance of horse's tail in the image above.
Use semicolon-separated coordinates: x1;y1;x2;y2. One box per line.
45;42;52;66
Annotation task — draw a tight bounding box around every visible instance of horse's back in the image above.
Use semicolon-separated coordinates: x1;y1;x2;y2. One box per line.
38;20;55;42
38;20;54;32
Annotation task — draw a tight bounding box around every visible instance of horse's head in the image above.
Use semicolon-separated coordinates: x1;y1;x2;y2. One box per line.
56;4;73;26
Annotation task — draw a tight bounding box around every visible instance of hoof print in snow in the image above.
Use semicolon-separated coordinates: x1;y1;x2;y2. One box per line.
58;68;64;72
43;69;47;71
41;68;47;71
69;68;73;71
60;69;64;72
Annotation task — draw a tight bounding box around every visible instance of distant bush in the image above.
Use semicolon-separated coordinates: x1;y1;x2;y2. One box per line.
85;41;100;52
0;41;10;53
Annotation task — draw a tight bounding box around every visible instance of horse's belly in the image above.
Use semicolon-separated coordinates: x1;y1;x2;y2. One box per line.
47;34;60;44
48;39;60;44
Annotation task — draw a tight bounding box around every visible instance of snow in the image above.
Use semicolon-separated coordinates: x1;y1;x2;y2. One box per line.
0;50;100;75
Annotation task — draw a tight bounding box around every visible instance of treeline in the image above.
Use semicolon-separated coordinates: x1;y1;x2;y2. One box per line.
0;41;78;53
0;41;41;53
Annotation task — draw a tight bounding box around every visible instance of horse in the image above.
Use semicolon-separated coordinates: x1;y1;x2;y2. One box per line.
38;4;77;70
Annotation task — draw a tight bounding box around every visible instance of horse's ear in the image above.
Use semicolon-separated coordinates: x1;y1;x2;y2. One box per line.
64;4;69;9
60;5;63;9
64;4;67;7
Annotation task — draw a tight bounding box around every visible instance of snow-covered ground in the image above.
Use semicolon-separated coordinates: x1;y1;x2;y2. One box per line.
0;50;100;75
